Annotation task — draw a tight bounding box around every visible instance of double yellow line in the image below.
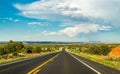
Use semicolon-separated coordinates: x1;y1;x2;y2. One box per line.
27;53;60;74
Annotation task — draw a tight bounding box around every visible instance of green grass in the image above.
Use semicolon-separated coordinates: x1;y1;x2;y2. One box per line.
68;50;120;70
0;51;59;64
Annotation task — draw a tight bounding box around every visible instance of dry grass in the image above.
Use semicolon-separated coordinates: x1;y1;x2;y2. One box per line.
68;50;120;70
0;51;58;64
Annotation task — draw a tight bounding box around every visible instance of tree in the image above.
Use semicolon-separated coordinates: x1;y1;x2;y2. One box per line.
9;40;14;43
80;47;89;53
5;41;24;53
32;46;42;53
23;46;33;53
88;45;101;55
99;45;111;55
15;42;24;52
0;47;5;55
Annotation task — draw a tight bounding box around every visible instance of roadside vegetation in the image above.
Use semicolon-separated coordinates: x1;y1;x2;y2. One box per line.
0;40;61;64
67;43;120;70
1;41;120;70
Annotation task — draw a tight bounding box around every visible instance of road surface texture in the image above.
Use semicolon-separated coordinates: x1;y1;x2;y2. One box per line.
0;52;58;74
0;49;120;74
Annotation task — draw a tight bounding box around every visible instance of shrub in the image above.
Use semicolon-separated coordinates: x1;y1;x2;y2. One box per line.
0;47;5;55
12;52;19;56
23;46;33;53
32;46;42;53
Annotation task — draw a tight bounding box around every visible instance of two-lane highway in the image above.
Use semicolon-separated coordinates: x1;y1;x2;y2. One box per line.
0;49;120;74
0;52;59;74
37;49;98;74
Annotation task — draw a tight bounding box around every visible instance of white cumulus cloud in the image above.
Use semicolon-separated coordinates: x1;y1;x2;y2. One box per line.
42;24;111;37
13;0;120;41
14;0;120;27
59;24;111;37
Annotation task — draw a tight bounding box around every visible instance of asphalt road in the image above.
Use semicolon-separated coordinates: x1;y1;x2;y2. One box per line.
0;52;59;74
0;49;120;74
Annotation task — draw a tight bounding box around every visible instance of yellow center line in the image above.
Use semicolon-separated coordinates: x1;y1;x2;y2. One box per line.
33;70;40;74
27;53;60;74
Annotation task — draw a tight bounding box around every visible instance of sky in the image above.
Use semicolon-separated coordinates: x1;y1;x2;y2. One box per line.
0;0;120;42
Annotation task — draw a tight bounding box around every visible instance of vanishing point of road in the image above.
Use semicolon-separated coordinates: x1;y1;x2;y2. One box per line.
0;49;120;74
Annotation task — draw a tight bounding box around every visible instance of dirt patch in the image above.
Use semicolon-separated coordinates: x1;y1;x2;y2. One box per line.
109;46;120;58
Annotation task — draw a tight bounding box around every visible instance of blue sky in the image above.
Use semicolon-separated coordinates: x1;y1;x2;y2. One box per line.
0;0;120;42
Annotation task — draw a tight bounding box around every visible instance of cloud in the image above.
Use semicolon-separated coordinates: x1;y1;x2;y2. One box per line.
0;17;20;22
5;18;20;22
14;0;120;27
41;24;111;37
41;30;58;36
13;0;119;42
59;24;111;37
13;0;96;23
28;22;49;26
14;19;20;22
6;17;13;21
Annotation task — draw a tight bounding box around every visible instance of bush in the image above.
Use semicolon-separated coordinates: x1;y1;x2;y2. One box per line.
0;47;5;55
23;46;33;53
12;52;19;56
80;47;89;53
27;49;32;53
4;40;24;54
99;45;111;55
87;45;101;55
32;46;42;53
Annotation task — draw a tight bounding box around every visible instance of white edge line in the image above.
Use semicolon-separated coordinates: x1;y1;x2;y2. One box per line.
69;53;101;74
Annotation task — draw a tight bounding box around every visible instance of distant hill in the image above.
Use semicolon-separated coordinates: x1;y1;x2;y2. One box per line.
22;41;83;44
0;41;102;44
0;41;84;44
